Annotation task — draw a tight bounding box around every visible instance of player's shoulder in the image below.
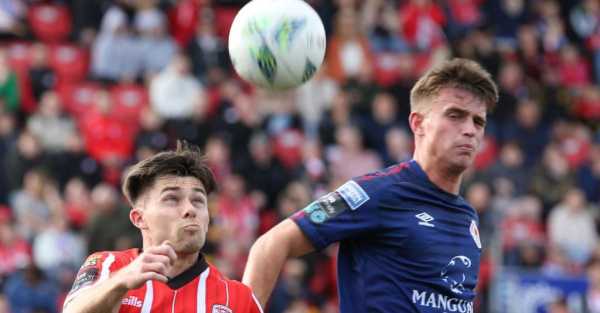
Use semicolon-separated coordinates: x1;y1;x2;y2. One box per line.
207;266;263;312
354;161;412;189
82;249;138;268
208;266;251;294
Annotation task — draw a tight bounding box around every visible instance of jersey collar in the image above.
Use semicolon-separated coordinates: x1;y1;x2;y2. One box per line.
166;253;209;289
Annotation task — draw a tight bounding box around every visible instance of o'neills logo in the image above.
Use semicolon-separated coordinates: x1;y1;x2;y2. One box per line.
122;296;143;308
412;290;473;313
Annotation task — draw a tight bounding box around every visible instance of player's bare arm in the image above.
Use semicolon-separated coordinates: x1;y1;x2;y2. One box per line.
63;242;176;313
243;218;315;308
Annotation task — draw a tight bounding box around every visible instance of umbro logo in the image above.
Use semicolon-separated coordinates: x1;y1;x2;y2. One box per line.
415;212;435;227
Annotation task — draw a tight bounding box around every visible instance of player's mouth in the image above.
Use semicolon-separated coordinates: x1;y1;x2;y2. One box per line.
456;144;475;153
456;143;475;155
183;224;201;231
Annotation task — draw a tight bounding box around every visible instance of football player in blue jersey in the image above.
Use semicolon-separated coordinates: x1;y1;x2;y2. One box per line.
243;58;498;313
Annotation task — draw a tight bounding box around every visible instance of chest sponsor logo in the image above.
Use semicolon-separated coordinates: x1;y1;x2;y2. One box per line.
441;256;473;295
415;212;435;227
122;296;143;308
470;220;481;249
412;290;473;313
336;180;369;210
212;304;233;313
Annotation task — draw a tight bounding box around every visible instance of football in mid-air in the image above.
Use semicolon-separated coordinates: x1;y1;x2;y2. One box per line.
228;0;326;90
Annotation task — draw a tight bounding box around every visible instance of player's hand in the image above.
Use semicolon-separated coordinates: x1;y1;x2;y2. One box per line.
114;241;177;290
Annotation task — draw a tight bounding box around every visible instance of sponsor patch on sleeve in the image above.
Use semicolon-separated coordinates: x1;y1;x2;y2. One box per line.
301;191;351;224
69;267;99;294
336;180;370;210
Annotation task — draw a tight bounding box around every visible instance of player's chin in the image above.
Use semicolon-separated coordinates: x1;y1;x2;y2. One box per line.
178;239;204;255
449;154;474;171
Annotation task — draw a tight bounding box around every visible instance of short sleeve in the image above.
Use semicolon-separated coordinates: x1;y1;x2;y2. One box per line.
291;178;383;250
64;251;123;305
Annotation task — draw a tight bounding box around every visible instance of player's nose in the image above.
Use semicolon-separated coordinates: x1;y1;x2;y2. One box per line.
462;119;477;137
182;200;198;219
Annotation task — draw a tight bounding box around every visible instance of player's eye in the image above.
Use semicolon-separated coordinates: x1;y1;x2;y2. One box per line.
192;198;204;205
163;195;179;203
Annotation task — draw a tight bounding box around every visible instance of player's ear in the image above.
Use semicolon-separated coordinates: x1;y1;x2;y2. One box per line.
409;112;425;137
130;207;148;230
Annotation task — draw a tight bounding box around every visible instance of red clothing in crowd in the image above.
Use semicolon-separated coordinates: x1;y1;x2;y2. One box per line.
79;111;135;163
0;236;30;276
399;1;446;49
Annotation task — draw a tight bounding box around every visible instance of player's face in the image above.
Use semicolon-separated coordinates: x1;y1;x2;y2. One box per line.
420;87;487;172
135;175;209;254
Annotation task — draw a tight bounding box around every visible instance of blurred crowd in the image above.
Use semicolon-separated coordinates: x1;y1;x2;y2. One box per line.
1;0;600;312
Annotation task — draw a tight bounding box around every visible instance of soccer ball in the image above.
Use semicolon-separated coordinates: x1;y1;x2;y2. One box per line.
228;0;326;90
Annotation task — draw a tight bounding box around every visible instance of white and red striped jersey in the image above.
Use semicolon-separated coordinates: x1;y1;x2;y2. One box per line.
65;249;263;313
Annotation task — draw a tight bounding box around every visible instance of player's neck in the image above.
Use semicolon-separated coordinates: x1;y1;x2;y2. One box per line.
413;155;462;195
169;252;200;277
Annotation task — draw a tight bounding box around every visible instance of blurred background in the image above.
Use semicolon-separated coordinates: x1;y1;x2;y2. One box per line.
0;0;599;312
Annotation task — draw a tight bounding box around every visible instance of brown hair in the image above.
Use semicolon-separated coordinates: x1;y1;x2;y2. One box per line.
122;141;216;206
410;58;498;113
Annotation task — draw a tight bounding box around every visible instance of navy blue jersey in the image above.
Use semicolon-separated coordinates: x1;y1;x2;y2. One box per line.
292;160;482;313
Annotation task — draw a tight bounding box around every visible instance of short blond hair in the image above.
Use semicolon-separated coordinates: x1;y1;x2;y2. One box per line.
410;58;498;113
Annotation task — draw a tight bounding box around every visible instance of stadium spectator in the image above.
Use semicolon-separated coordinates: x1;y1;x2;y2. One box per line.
548;188;598;267
213;173;259;277
2;131;45;193
237;132;292;210
150;53;205;120
318;91;355;147
327;124;382;184
135;2;177;77
46;133;103;190
26;91;76;153
0;0;25;40
485;142;530;195
501;195;545;266
586;256;600;312
360;91;404;155
0;49;19;113
4;264;59;313
326;9;374;83
503;98;551;166
531;144;575;209
134;107;169;159
0;206;30;282
84;183;140;253
186;10;229;83
32;213;86;278
27;43;56;102
295;64;339;139
80;89;134;165
577;142;600;202
382;126;412;166
9;168;57;241
399;0;447;50
91;4;140;82
0;112;17;204
62;177;92;230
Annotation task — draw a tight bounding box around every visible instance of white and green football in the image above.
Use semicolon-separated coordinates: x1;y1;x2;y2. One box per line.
228;0;326;90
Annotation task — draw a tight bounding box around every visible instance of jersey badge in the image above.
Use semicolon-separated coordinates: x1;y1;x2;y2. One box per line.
336;180;369;210
470;220;481;249
212;304;233;313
